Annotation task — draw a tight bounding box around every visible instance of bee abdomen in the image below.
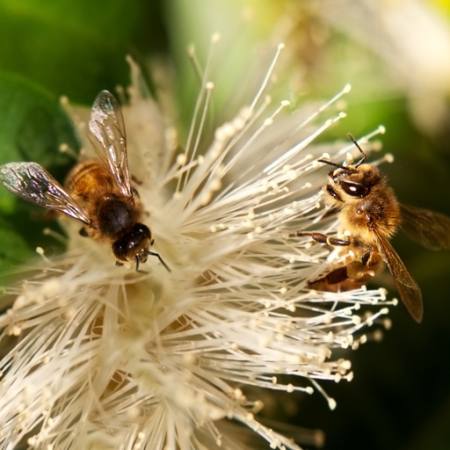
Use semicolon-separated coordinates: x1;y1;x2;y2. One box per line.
65;160;115;202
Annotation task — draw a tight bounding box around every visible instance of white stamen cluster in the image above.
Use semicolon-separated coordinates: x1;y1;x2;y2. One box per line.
0;44;393;450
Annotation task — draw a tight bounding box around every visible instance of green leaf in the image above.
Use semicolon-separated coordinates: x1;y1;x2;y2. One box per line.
0;72;77;177
0;217;35;280
0;72;77;272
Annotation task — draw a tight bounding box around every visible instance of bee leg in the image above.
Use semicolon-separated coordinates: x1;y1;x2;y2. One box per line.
115;261;124;267
135;256;148;273
145;250;172;272
79;227;88;237
296;232;350;247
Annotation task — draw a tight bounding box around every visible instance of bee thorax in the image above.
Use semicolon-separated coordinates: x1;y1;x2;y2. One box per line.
98;197;136;237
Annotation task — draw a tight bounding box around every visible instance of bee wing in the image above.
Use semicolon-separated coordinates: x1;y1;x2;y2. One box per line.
88;90;133;198
373;227;423;323
400;204;450;251
0;162;90;224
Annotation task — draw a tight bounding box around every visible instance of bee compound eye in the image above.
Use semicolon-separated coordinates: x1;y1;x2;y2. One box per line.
340;180;369;198
113;239;127;260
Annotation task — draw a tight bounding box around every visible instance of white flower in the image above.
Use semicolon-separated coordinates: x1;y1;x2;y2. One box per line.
0;43;392;450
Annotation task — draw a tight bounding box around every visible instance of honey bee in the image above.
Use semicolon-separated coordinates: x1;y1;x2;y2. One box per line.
0;90;170;272
299;136;450;323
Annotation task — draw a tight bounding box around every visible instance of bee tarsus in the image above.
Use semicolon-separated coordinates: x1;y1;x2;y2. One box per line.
296;231;351;247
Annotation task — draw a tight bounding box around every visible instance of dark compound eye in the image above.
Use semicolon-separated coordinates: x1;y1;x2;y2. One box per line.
340;180;370;198
326;184;343;202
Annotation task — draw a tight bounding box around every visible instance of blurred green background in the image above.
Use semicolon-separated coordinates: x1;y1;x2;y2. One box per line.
0;1;449;449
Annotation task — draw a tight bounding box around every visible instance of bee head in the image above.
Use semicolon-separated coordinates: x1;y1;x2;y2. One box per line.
331;163;381;199
113;223;152;262
319;134;383;204
319;159;382;205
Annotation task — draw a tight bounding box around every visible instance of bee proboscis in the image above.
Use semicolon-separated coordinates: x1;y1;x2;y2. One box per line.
299;136;450;323
0;90;170;272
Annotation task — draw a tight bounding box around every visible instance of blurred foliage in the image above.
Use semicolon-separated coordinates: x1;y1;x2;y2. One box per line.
0;0;166;102
0;73;78;271
0;0;449;449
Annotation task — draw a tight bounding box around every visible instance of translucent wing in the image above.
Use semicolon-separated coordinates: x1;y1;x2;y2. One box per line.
400;204;450;251
88;90;133;198
373;227;423;323
0;162;90;224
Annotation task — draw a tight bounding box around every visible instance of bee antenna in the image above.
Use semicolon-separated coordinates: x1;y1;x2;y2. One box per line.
318;159;356;174
347;133;366;167
145;250;172;272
